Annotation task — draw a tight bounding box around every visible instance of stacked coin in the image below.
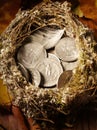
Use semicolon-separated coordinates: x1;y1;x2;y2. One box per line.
31;26;65;49
17;26;79;88
17;42;47;69
35;58;63;87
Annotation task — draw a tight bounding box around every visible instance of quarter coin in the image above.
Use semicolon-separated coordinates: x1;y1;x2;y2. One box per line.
35;58;63;87
55;37;79;62
17;42;47;69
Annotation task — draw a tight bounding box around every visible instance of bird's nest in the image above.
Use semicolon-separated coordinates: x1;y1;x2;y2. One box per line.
0;0;97;129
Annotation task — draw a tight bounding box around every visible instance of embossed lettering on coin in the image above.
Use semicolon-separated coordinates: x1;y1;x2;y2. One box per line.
55;37;79;62
36;58;63;87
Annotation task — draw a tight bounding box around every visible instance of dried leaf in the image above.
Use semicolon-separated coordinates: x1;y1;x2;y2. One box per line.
12;106;28;130
74;5;83;17
79;18;97;41
79;0;95;6
80;5;97;20
96;0;97;7
74;0;97;19
0;80;12;105
74;0;97;40
0;1;20;33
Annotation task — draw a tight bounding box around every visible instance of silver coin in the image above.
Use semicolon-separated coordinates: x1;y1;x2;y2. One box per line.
17;42;47;69
35;58;63;87
57;70;72;88
55;37;79;62
30;68;41;87
48;53;60;63
31;27;64;49
18;63;29;81
61;60;78;71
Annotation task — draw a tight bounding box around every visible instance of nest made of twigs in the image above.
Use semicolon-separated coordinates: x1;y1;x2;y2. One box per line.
0;0;97;129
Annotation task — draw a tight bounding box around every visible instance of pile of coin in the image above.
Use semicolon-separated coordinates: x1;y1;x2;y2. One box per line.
17;26;79;88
